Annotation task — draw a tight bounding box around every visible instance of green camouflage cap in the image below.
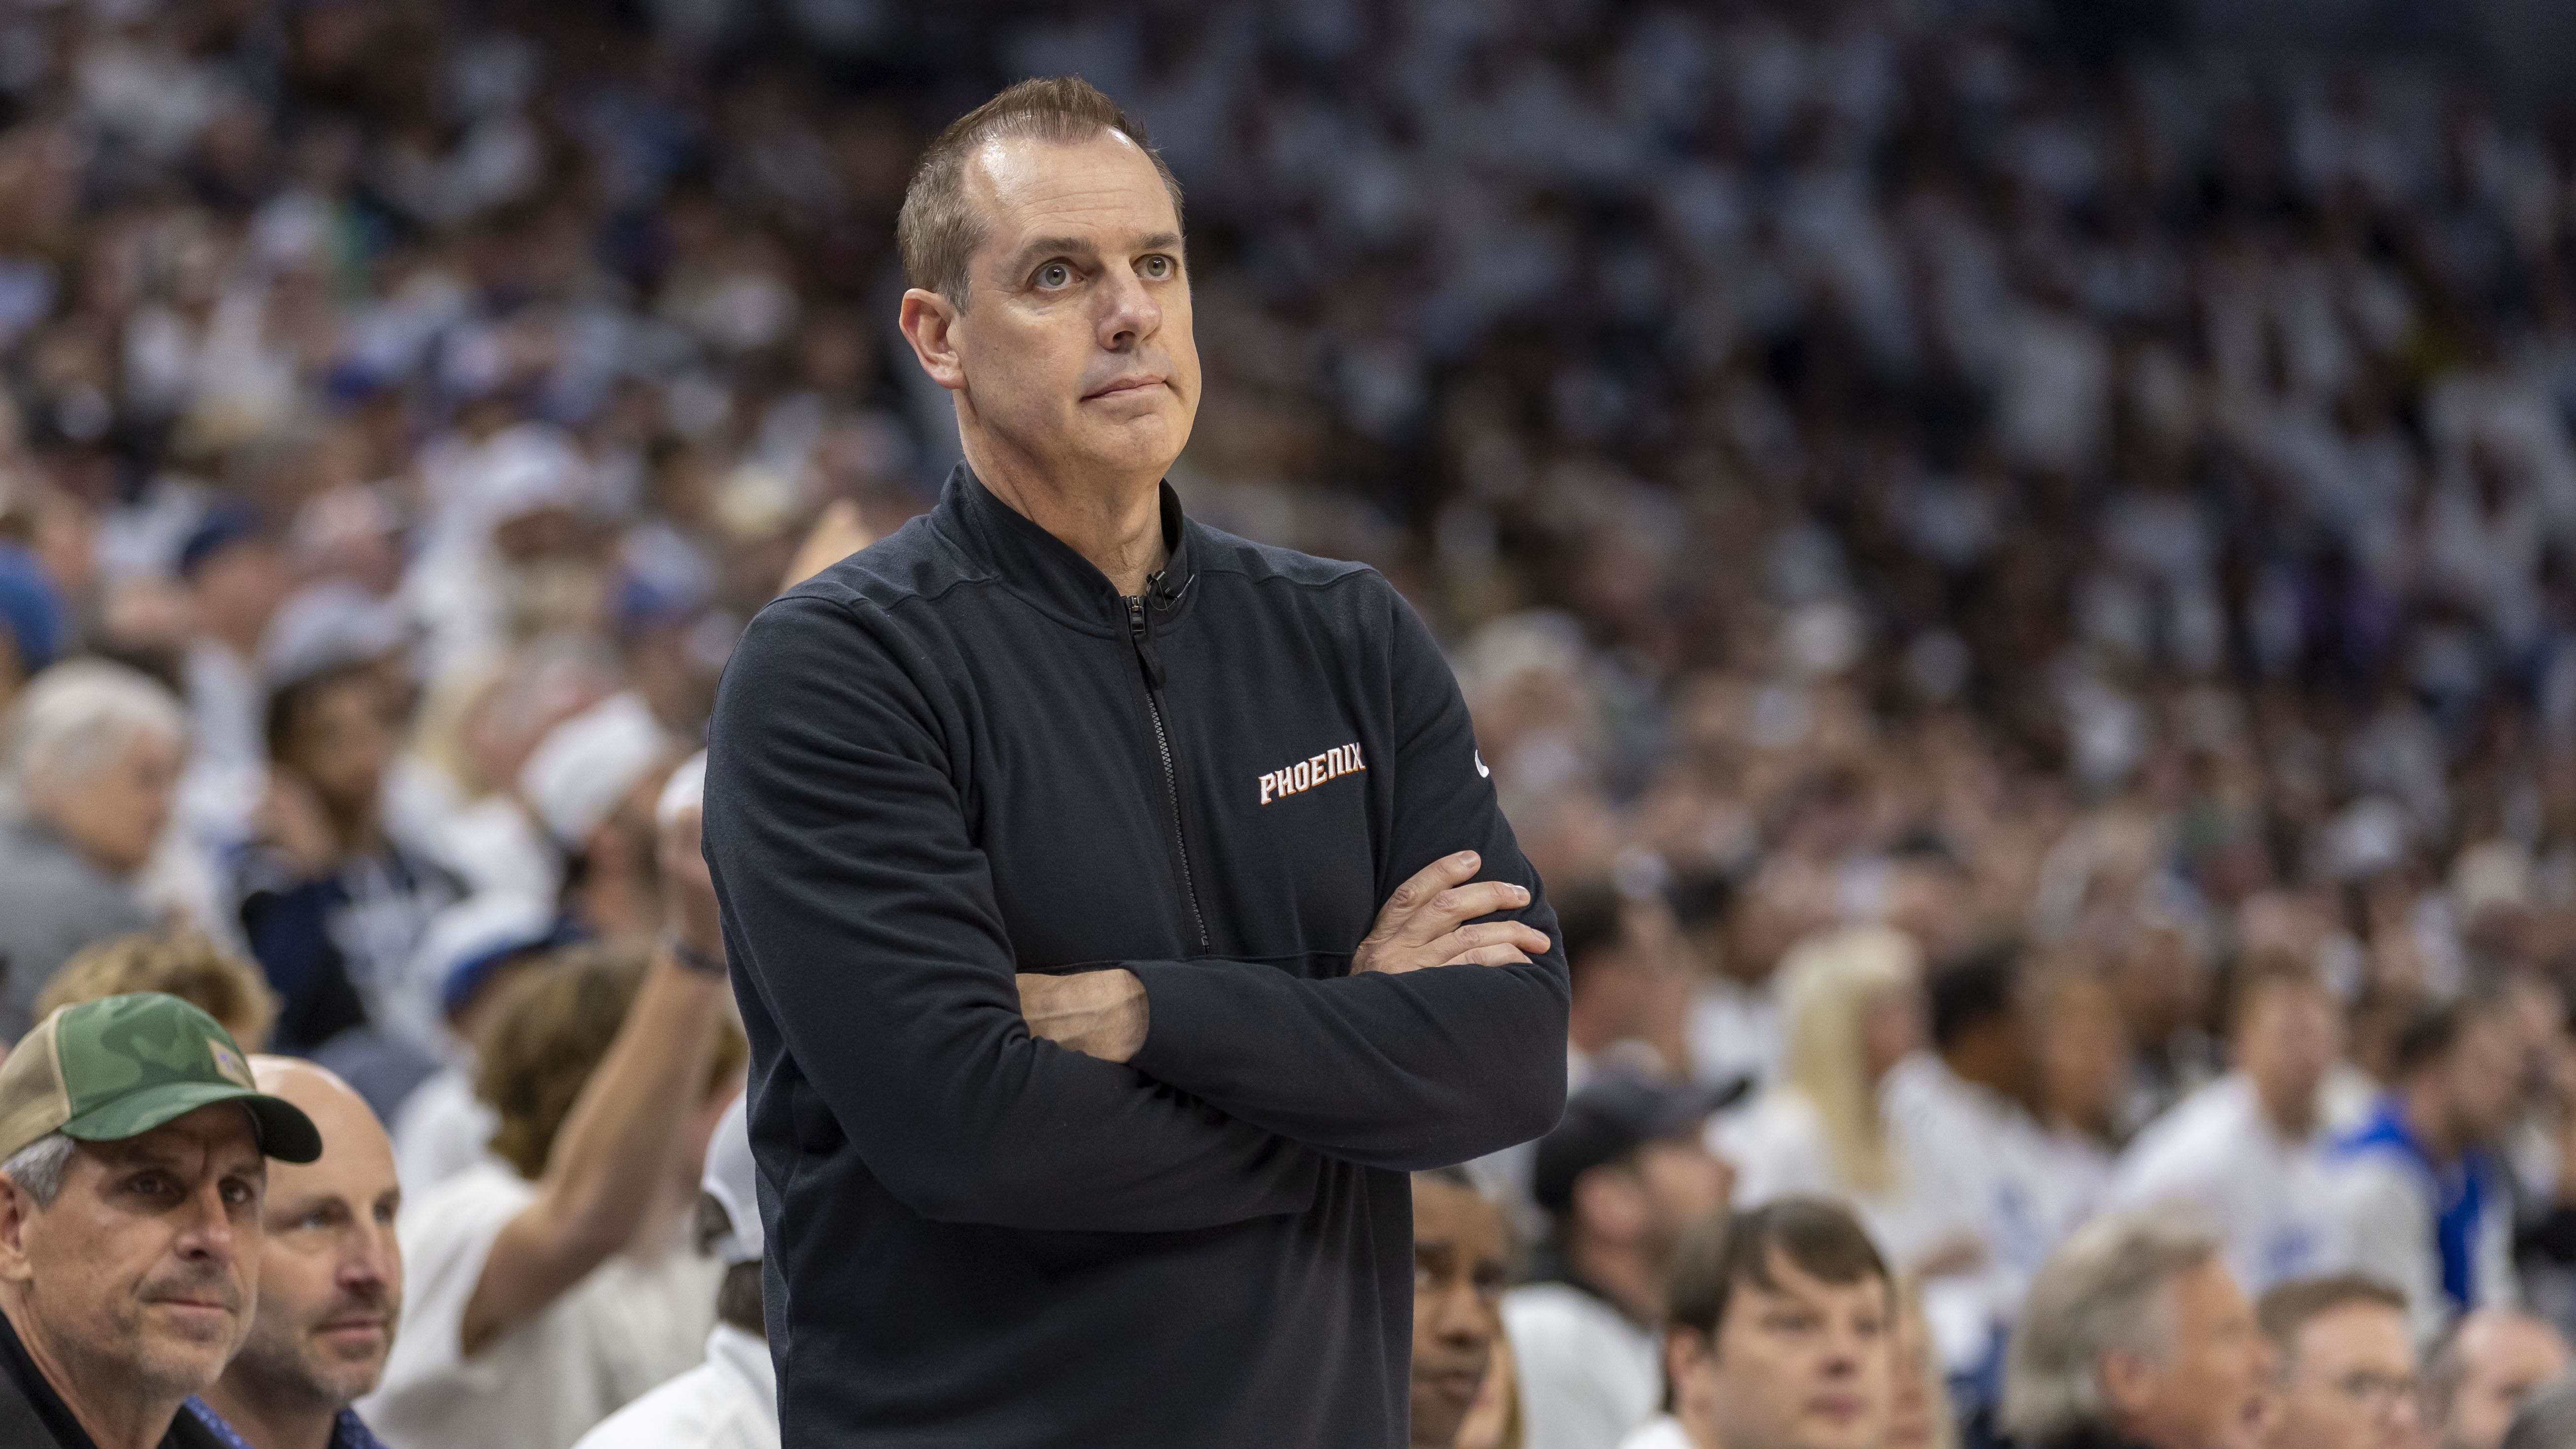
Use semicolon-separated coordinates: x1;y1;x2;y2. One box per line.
0;993;321;1164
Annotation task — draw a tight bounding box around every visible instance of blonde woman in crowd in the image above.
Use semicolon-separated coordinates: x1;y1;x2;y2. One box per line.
1709;925;1979;1279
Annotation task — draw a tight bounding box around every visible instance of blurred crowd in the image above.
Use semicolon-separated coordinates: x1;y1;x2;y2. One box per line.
0;0;2563;1447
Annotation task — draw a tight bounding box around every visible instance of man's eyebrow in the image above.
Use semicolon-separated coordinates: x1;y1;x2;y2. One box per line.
1001;232;1186;277
1002;236;1100;275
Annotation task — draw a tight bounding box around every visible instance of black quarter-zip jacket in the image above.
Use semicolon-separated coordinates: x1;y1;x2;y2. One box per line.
702;465;1569;1447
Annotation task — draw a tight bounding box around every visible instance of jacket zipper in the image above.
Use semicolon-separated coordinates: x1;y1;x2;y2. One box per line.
1128;588;1211;950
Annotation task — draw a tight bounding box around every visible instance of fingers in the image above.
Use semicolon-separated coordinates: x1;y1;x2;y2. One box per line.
1442;945;1534;968
1362;851;1484;942
1391;880;1533;948
1424;922;1552;962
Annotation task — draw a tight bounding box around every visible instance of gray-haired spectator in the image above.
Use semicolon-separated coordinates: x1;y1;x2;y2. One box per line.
2001;1211;2275;1449
2429;1313;2573;1449
0;660;186;1038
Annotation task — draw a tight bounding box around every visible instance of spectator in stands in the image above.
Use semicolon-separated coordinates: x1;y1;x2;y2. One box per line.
1508;1071;1738;1449
569;1094;775;1449
2030;968;2128;1229
516;692;681;945
2110;961;2346;1293
2427;1312;2572;1449
235;656;462;1059
1711;926;1970;1278
360;773;745;1449
1556;884;1693;1087
2331;995;2526;1342
384;893;565;1198
189;1058;402;1449
0;661;186;1038
176;507;291;798
1884;948;2059;1374
1616;1198;1893;1449
36;930;278;1053
1400;1170;1511;1449
2002;1212;2275;1449
0;993;322;1449
2256;1275;2423;1449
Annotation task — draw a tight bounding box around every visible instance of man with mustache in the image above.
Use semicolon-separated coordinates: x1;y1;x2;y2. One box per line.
704;74;1567;1448
187;1059;401;1449
0;992;324;1449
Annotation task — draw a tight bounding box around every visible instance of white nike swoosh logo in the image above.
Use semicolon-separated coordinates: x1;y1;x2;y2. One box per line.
1474;751;1490;778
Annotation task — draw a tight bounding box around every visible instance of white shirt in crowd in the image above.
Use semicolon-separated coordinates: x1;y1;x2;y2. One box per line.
1504;1282;1663;1449
1882;1054;2085;1374
1686;978;1780;1090
362;1159;721;1449
1708;1090;1967;1272
389;1064;499;1199
2105;1075;2344;1294
1615;1415;1698;1449
570;1325;779;1449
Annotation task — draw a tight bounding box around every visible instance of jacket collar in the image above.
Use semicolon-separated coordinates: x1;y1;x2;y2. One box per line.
937;462;1197;636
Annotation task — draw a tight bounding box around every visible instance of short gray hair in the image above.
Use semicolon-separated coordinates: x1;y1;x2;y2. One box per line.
2002;1210;2224;1442
0;1133;75;1209
10;660;185;801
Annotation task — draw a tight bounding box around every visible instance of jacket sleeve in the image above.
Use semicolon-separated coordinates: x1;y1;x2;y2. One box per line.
1123;583;1570;1171
704;593;1321;1233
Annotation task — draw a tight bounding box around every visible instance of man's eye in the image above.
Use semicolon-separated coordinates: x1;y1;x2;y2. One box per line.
222;1180;258;1208
1141;255;1173;279
1036;262;1073;288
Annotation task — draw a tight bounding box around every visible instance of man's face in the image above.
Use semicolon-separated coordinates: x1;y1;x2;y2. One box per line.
225;1068;402;1411
0;1106;266;1399
1409;1178;1507;1449
1633;1138;1732;1266
2270;1302;2421;1449
2446;1015;2526;1148
283;676;393;817
910;131;1199;485
2109;1258;2274;1449
2444;1315;2570;1449
1683;1252;1891;1449
47;728;182;875
2237;982;2339;1130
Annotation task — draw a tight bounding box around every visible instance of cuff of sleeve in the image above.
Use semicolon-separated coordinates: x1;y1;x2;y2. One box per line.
1123;960;1229;1086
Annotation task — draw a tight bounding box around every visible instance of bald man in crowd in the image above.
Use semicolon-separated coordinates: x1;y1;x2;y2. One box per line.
188;1059;401;1449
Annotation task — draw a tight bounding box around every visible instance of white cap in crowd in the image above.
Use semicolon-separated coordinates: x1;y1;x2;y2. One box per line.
519;692;674;849
701;1092;762;1267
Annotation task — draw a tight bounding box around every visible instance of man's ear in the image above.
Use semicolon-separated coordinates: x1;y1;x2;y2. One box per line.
0;1178;40;1287
897;289;967;393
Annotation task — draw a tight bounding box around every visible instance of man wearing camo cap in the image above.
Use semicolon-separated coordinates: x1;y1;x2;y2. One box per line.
0;992;323;1449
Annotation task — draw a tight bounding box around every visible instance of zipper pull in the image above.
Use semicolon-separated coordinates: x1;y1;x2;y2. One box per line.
1126;594;1165;690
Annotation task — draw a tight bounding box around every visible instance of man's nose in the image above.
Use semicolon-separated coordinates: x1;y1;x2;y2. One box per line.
339;1219;395;1292
174;1181;239;1260
1431;1282;1491;1344
1095;263;1160;350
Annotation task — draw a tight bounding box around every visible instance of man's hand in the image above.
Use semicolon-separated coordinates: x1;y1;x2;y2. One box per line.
1351;851;1551;976
1017;970;1149;1063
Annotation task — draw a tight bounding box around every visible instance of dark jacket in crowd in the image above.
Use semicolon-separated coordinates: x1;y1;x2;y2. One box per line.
704;466;1569;1448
